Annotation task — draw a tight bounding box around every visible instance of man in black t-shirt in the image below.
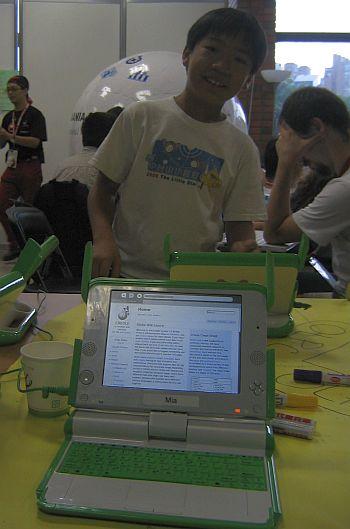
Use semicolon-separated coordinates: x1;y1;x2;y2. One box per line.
0;75;47;260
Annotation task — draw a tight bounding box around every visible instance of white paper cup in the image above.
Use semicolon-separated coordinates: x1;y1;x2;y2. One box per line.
20;341;73;417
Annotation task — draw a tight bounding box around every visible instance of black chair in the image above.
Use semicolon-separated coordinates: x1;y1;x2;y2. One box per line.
5;204;81;293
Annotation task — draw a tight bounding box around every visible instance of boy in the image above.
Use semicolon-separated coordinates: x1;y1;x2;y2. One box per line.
264;87;350;297
88;7;267;279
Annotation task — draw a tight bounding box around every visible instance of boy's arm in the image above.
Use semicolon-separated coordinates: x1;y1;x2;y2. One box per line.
225;221;258;252
263;160;302;243
88;171;120;277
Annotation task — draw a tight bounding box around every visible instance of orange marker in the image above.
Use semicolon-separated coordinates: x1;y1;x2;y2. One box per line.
275;392;318;409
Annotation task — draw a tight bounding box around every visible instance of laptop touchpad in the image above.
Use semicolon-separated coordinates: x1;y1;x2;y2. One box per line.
125;482;186;514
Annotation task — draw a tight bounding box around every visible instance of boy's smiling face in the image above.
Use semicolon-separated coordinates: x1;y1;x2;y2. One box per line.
181;33;253;118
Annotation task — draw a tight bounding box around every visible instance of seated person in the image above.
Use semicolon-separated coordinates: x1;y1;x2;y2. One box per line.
33;179;91;276
53;111;115;189
32;112;115;276
106;105;124;121
264;86;350;297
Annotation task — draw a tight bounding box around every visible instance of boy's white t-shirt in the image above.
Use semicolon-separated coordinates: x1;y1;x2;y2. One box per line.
90;97;266;279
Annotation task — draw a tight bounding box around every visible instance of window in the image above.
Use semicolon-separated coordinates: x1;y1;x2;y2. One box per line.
274;0;350;132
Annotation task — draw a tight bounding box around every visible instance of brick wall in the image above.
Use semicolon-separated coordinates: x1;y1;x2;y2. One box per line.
237;0;276;158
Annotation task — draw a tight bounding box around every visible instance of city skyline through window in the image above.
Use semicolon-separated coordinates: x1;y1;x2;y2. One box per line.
276;42;350;83
274;0;350;132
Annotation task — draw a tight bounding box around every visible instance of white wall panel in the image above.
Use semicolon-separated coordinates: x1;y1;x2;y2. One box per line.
126;1;225;56
0;1;15;179
0;2;15;69
23;1;120;179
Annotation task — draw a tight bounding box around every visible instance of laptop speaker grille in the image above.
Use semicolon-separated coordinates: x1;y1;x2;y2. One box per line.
249;351;265;366
82;341;97;356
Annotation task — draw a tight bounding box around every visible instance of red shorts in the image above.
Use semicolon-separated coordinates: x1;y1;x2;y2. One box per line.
0;160;43;245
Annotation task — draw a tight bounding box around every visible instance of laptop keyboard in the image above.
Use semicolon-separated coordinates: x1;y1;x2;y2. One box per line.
59;442;267;491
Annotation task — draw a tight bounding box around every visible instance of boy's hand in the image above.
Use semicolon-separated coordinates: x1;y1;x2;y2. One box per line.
225;221;259;253
92;238;121;278
276;121;322;167
231;239;259;252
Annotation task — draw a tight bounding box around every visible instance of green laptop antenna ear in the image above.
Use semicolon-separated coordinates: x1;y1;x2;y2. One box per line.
298;233;309;271
81;241;93;303
12;236;58;282
265;251;275;311
163;233;171;270
39;235;59;261
345;283;350;301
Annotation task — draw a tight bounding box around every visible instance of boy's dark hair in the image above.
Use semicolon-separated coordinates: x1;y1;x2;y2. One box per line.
185;8;267;74
280;87;350;141
81;112;114;148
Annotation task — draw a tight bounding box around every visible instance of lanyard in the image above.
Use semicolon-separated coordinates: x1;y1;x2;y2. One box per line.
11;104;29;146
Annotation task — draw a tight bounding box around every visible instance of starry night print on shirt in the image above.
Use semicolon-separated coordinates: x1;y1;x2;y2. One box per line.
146;139;224;189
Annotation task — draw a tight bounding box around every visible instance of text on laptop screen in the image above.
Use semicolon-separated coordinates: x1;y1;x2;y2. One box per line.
102;290;242;394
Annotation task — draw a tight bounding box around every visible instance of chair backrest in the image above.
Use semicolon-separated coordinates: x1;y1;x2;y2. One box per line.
6;205;55;245
6;204;73;286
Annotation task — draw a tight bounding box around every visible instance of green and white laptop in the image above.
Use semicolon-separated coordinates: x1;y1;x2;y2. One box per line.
165;234;309;338
37;278;281;528
0;236;58;345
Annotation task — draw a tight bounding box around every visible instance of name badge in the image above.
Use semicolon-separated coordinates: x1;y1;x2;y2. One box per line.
6;149;18;168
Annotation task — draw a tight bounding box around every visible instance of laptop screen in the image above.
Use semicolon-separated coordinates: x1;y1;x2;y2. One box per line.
102;290;242;394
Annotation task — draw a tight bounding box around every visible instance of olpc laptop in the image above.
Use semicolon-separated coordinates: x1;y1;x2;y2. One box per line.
37;278;281;528
166;234;309;338
0;236;58;345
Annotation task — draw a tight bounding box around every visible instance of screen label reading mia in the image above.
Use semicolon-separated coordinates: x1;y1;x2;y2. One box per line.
102;291;241;394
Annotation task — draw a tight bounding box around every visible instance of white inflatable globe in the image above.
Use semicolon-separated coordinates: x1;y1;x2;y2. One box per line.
69;51;247;153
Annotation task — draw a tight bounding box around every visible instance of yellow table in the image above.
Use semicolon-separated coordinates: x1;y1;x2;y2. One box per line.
0;298;349;529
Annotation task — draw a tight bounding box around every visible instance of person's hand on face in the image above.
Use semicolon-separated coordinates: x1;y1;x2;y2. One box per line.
276;121;323;168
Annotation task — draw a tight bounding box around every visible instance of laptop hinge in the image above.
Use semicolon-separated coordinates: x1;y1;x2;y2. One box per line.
148;411;188;441
187;417;268;452
148;413;267;452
